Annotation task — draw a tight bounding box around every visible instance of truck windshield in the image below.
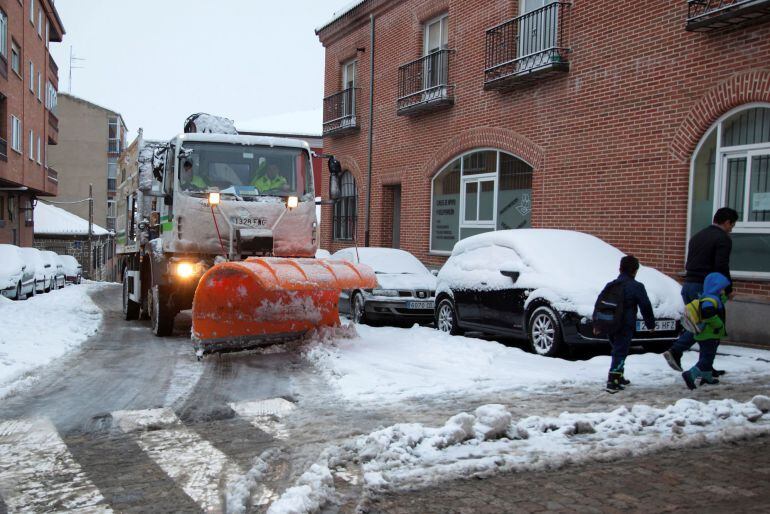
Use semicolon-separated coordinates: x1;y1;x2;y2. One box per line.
178;142;313;199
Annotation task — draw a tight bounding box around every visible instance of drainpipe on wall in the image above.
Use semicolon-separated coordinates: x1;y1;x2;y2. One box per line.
364;13;375;247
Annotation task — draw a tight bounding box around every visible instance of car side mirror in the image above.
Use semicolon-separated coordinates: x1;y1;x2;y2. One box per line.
431;269;439;276
500;270;520;282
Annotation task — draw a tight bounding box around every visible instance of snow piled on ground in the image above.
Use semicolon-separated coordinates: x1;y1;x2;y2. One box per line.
303;325;770;405
0;284;104;398
268;396;770;513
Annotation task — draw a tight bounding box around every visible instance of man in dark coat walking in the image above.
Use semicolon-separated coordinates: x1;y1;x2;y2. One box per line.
663;207;738;372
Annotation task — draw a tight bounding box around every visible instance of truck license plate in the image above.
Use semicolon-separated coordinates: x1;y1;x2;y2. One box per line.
636;320;676;332
231;216;265;227
406;301;434;310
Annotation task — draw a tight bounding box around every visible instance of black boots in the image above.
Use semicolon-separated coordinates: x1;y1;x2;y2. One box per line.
663;349;683;372
606;372;625;393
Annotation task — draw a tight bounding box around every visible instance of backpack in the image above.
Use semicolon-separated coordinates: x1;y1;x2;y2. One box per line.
592;279;626;336
682;296;719;335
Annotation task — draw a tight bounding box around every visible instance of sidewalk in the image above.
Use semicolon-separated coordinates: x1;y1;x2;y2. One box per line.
361;435;770;513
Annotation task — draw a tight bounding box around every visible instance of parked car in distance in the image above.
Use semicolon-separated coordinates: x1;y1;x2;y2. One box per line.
18;247;52;294
332;247;437;326
0;245;36;300
41;250;66;290
58;255;83;284
435;229;684;357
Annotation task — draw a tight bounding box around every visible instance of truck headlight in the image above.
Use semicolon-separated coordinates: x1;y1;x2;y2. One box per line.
372;288;398;297
174;262;196;279
208;192;220;206
287;196;299;209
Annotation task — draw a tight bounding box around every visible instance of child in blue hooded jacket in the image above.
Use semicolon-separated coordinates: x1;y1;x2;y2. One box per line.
682;272;730;390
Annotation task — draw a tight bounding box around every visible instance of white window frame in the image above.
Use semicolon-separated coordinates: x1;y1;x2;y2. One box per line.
29;0;34;24
423;14;448;56
0;10;7;58
36;135;41;163
11;116;22;153
37;8;42;37
459;155;498;229
37;71;41;101
28;129;33;160
687;102;770;280
28;60;33;92
430;148;534;255
341;59;356;121
11;41;20;75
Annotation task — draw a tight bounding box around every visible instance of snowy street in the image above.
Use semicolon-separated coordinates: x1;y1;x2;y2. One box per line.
0;285;769;513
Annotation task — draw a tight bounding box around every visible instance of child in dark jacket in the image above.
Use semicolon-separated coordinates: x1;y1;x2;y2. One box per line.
681;272;730;390
605;255;656;393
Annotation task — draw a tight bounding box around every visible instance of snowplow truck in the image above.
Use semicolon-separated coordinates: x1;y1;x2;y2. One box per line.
117;114;375;357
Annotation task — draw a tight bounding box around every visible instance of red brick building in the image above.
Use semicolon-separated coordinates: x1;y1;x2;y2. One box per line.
0;0;64;247
316;0;770;342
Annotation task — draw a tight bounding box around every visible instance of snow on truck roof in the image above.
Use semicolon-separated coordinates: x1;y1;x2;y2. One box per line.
176;133;311;151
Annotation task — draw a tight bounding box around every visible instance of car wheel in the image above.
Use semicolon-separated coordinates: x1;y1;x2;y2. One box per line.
13;282;21;300
150;285;175;337
123;269;140;321
527;305;564;357
436;298;462;335
351;292;367;325
29;281;36;298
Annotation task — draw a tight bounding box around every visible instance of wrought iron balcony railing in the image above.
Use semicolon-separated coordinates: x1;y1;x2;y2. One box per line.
0;137;7;160
323;87;359;136
686;0;770;31
484;2;571;91
397;49;454;116
47;167;58;184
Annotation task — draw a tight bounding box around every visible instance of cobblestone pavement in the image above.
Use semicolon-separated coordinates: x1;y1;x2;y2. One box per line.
360;434;770;514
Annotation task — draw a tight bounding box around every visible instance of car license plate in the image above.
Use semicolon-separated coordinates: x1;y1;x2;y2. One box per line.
406;301;434;310
636;320;676;332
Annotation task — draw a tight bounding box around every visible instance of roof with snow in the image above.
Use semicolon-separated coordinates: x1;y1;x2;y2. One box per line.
316;0;368;33
236;109;322;138
34;202;110;237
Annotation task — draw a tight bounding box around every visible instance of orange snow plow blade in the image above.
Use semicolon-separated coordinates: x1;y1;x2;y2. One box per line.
191;257;376;356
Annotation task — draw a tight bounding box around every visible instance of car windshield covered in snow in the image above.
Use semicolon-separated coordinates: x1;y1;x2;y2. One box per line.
341;248;432;275
178;142;313;199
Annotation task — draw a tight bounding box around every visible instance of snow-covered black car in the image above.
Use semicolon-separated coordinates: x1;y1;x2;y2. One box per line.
435;229;683;356
331;247;437;326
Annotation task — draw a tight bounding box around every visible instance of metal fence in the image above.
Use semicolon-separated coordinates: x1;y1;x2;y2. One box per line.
397;49;454;114
484;2;570;87
323;87;358;135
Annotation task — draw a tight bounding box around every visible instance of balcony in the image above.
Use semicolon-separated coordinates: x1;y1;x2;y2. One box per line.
397;49;454;116
0;137;7;161
49;55;59;76
48;111;59;144
484;2;571;91
686;0;770;31
323;88;359;136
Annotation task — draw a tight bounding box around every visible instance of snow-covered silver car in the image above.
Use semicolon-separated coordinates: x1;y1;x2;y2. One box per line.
331;247;437;326
18;247;52;293
41;250;66;290
57;255;83;284
0;245;36;300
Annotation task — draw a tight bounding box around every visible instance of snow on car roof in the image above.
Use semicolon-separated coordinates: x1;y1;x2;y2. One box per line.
334;247;430;275
440;229;683;319
0;245;24;287
34;202;110;236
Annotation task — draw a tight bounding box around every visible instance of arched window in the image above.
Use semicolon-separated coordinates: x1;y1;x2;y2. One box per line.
333;171;357;241
430;149;532;253
690;104;770;276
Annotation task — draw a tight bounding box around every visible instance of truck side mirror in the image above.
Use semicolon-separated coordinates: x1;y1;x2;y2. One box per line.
328;156;342;201
164;194;173;206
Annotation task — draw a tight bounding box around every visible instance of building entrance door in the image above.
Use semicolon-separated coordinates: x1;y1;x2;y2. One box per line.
392;186;401;248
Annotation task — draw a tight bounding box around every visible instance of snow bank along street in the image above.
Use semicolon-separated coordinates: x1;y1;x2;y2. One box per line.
0;283;104;398
303;325;770;404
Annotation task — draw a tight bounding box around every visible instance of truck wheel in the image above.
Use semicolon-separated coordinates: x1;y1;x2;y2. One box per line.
123;270;140;320
150;285;175;337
